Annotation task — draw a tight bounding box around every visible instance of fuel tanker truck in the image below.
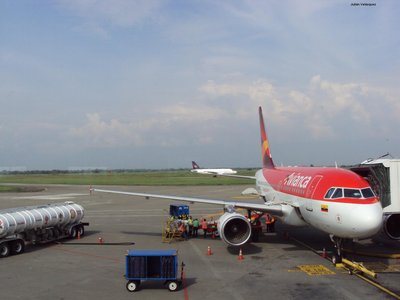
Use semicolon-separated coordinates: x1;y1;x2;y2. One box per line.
0;201;89;258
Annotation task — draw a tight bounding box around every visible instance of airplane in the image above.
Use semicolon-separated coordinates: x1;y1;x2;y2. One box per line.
93;107;383;264
190;161;237;175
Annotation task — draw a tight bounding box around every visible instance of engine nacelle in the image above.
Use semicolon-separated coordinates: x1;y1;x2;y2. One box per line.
383;213;400;240
217;212;252;246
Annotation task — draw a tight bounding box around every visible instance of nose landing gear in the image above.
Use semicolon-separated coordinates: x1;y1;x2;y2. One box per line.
330;234;343;265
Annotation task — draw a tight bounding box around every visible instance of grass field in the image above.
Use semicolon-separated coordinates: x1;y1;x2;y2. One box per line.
0;170;256;188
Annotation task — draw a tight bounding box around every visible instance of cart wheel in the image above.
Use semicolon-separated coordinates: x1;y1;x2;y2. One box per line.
126;280;140;292
167;280;178;292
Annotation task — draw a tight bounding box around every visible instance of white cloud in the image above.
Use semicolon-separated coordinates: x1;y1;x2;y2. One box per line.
198;75;399;139
68;104;230;148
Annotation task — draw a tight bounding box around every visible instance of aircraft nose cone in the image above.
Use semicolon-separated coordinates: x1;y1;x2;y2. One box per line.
352;202;382;238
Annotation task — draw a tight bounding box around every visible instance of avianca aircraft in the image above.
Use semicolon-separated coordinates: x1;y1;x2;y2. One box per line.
93;107;383;263
191;161;237;175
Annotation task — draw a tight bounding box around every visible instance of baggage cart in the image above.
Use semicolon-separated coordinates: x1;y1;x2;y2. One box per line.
125;249;184;292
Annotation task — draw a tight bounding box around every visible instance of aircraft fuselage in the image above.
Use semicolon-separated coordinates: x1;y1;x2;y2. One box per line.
256;167;383;239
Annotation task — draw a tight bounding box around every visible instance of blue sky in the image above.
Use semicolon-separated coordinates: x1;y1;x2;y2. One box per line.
0;0;399;170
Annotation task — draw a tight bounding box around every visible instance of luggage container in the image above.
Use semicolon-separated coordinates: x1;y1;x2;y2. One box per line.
125;249;184;292
169;204;189;219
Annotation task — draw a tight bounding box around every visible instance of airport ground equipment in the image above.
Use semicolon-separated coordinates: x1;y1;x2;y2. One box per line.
162;221;184;243
125;249;184;292
336;258;377;278
0;201;89;257
169;204;189;219
350;158;400;240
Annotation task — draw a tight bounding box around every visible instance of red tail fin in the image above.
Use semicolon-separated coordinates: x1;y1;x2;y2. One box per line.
259;107;275;169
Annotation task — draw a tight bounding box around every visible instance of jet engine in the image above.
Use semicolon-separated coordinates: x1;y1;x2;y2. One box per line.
217;212;252;246
383;213;400;240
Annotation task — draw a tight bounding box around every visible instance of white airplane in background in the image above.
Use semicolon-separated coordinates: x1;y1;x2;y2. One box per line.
190;161;237;175
93;107;383;264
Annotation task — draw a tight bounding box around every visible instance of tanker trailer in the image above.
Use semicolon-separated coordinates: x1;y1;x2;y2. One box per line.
0;201;89;258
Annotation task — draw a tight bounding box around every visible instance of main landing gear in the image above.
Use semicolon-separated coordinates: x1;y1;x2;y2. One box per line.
330;234;343;265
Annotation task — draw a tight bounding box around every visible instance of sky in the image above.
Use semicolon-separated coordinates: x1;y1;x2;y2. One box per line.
0;0;399;170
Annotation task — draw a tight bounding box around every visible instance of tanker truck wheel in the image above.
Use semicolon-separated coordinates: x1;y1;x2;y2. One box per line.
11;240;25;255
78;225;85;237
69;227;77;238
0;243;10;258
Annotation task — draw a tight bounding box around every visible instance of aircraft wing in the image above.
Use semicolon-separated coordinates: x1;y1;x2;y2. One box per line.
198;172;256;179
93;188;283;216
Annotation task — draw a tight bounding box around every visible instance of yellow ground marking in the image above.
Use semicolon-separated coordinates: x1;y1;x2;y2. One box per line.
297;265;336;276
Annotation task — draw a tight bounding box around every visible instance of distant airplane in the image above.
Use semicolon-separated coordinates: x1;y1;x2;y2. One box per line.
190;161;237;175
93;107;382;264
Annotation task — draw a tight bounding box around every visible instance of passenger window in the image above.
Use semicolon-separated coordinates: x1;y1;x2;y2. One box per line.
331;188;343;199
324;188;336;199
344;189;362;198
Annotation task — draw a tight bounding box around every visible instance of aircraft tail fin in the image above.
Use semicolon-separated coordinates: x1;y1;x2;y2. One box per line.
259;107;275;169
192;161;200;169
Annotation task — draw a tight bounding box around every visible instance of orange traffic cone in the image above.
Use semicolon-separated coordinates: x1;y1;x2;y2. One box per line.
207;246;213;256
98;237;103;244
238;249;244;261
321;248;327;258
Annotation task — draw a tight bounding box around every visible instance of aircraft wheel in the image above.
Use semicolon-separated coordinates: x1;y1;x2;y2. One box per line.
167;280;178;292
126;280;140;292
332;254;342;265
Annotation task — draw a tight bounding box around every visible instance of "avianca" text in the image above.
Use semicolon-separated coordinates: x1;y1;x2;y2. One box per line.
283;172;312;189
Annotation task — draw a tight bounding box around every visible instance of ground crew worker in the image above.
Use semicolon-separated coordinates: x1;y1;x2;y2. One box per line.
192;218;199;237
265;214;275;232
178;221;188;240
188;216;193;237
201;218;208;238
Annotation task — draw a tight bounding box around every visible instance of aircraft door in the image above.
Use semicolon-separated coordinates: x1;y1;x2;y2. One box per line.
305;175;323;212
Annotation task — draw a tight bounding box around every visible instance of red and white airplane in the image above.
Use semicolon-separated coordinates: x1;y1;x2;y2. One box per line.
94;107;383;263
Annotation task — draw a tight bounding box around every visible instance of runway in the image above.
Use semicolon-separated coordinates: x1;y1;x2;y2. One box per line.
0;184;399;300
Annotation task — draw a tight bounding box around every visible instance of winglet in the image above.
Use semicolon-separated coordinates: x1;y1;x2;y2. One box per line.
259;107;275;169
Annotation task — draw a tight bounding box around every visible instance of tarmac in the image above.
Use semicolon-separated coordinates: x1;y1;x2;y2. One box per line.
0;184;399;300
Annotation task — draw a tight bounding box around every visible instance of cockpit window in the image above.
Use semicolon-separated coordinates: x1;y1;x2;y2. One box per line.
344;189;362;198
331;188;343;199
361;188;375;198
324;187;376;199
324;188;335;199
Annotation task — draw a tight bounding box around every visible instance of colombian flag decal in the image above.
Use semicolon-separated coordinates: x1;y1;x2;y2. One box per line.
321;204;329;212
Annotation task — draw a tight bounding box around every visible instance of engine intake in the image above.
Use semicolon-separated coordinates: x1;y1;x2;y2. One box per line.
217;212;252;246
383;213;400;240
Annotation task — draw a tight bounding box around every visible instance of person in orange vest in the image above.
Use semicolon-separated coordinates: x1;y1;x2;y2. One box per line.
265;214;275;233
178;221;188;240
201;218;208;238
